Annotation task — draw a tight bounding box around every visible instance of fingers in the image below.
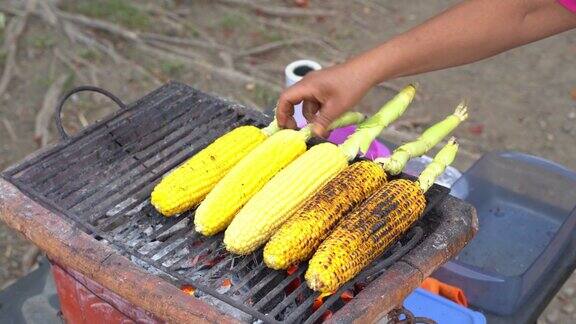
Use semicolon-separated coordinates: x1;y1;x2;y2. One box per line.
302;100;320;124
276;83;318;129
276;95;296;129
312;101;343;138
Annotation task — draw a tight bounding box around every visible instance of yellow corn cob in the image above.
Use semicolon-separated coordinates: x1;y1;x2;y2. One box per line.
305;139;459;293
195;129;307;235
263;161;386;270
224;85;417;255
263;105;467;270
194;112;366;236
224;143;348;254
151;126;267;216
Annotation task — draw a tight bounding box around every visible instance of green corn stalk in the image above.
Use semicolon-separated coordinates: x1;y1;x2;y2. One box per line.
298;111;366;140
339;84;416;160
377;102;468;175
418;137;459;192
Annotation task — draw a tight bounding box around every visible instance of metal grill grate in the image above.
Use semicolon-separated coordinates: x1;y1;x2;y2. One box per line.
2;82;449;323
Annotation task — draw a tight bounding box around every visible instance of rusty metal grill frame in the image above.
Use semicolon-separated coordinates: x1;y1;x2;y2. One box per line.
2;82;449;323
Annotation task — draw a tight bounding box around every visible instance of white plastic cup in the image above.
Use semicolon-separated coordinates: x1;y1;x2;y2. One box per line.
284;60;322;127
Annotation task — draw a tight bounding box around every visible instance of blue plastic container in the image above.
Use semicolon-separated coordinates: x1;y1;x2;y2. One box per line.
403;288;486;324
437;152;576;315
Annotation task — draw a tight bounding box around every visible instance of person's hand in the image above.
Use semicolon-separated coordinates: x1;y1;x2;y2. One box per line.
276;62;374;137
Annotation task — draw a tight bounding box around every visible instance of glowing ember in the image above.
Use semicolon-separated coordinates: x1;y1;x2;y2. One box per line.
180;284;196;295
321;311;333;322
222;278;232;288
312;292;331;311
287;265;298;275
311;292;335;323
340;290;354;302
313;297;323;311
285;265;301;295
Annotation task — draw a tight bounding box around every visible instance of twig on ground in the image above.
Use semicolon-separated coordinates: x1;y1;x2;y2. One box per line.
145;43;281;92
257;17;338;48
57;10;141;42
216;0;336;17
2;118;18;142
62;23;122;63
77;111;89;128
59;11;281;90
145;40;203;60
238;63;280;86
236;38;339;57
140;32;229;51
0;0;37;99
34;74;68;147
54;48;89;83
219;51;235;70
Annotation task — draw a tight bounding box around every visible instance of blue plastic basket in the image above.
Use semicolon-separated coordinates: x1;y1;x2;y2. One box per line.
438;151;576;315
404;288;486;324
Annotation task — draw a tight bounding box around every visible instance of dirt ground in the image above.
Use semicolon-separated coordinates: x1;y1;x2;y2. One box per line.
0;0;575;322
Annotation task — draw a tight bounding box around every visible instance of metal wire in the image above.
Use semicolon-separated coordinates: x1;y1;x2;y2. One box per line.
55;86;127;140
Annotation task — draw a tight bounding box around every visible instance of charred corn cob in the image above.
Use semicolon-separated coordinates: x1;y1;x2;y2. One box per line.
224;85;416;255
305;139;459;293
264;161;386;270
195;112;365;236
151;117;284;216
263;104;467;269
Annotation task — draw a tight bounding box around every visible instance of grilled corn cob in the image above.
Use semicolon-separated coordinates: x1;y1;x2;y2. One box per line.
151;125;269;216
195;112;365;236
224;85;416;255
264;161;386;270
263;105;466;269
305;139;459;293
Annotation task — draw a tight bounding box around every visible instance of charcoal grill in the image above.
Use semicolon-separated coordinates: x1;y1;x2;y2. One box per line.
0;82;477;323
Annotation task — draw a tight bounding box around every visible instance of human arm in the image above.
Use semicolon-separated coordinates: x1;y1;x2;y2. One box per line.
276;0;576;135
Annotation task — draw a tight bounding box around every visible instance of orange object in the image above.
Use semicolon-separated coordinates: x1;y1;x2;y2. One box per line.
180;284;196;296
221;278;232;288
421;277;468;307
340;290;354;302
285;265;301;294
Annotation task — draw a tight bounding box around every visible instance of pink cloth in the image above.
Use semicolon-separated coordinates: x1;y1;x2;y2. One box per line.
559;0;576;13
327;126;391;160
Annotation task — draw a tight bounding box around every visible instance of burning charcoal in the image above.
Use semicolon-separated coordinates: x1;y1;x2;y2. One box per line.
216;283;231;294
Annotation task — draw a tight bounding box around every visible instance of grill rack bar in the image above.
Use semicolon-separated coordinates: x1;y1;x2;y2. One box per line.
2;83;449;323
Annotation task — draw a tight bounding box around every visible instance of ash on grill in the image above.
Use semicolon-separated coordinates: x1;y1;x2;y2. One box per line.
2;82;450;323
